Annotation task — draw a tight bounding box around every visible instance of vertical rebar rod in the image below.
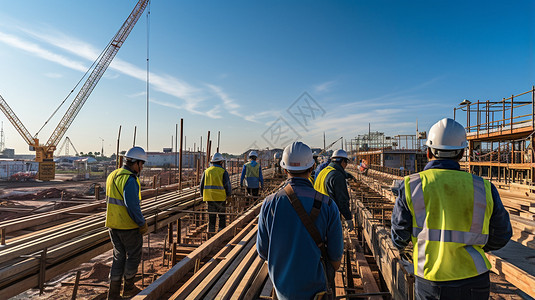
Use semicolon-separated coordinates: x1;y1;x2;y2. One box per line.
179;118;184;192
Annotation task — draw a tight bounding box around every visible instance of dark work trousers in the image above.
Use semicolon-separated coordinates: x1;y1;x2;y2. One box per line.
108;228;142;281
247;188;259;196
207;201;226;232
415;271;490;300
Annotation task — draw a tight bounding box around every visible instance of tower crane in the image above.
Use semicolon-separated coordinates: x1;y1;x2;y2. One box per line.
318;136;343;156
0;0;149;180
57;137;79;156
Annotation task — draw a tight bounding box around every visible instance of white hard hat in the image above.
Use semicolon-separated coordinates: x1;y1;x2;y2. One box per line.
280;141;315;171
211;152;225;163
249;151;258;158
124;146;147;162
331;149;348;160
274;152;281;159
426;118;467;151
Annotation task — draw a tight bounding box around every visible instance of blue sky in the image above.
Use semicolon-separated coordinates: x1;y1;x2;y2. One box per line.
0;1;533;155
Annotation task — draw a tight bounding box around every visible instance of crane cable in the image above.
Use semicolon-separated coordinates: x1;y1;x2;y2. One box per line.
146;0;151;151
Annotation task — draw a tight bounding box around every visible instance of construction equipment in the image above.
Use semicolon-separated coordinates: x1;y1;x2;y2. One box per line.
318;136;343;156
0;0;149;180
57;137;79;156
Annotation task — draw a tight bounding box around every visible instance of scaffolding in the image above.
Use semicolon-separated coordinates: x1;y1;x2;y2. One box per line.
454;86;535;186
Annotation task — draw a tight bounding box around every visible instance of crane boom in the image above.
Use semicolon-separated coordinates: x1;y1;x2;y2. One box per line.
319;137;343;155
0;94;36;147
46;0;149;148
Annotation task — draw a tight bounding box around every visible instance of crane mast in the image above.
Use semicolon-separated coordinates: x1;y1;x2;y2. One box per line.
0;0;149;179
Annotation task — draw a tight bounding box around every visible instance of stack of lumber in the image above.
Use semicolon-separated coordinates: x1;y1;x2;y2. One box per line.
0;184;203;299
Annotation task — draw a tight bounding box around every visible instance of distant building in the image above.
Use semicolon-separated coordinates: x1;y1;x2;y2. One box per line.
146;151;202;168
0;159;38;180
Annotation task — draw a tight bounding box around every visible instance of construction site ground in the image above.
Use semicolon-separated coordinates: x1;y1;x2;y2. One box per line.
0;168;534;299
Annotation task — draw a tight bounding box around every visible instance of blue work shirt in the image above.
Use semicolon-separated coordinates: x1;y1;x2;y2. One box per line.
314;159;331;178
391;159;512;252
257;177;344;300
122;165;145;227
240;160;263;188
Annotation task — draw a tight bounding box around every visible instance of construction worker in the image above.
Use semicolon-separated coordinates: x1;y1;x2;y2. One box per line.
257;142;343;300
200;153;232;233
105;146;148;299
240;150;263;196
273;152;282;175
391;118;512;300
314;149;355;231
310;151;321;180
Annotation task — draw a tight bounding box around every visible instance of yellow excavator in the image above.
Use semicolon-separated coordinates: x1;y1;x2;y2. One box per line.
0;0;149;180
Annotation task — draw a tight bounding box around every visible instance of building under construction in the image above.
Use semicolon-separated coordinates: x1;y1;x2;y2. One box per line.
455;87;535;190
349;130;427;176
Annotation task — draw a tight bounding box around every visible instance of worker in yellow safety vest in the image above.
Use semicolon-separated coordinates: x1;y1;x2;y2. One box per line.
200;153;232;232
391;118;512;300
105;146;149;299
314;149;356;231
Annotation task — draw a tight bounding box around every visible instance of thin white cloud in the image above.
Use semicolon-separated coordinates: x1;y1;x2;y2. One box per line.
0;31;88;72
45;73;62;78
0;25;229;119
205;84;246;119
314;80;336;93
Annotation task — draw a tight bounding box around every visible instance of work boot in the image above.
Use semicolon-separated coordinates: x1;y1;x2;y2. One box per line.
122;277;142;297
107;280;122;300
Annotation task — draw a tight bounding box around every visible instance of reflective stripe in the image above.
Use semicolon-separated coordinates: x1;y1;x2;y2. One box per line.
470;175;487;235
204;185;225;190
417;238;426;276
107;196;125;206
418;228;488;245
409;173;426;228
465;246;488;274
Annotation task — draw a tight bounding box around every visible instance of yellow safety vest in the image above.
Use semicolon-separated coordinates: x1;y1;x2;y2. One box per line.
203;166;227;202
245;162;260;178
105;168;142;229
314;166;335;196
404;169;493;281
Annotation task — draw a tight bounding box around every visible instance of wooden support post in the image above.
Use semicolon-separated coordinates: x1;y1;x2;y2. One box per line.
168;223;173;245
206;131;211;169
176;219;181;244
94;184;100;201
1;227;5;245
71;270;81;300
172;242;177;266
179;118;183;192
39;248;47;295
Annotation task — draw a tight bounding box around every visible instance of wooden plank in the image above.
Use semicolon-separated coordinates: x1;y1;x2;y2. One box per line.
334;268;344;297
353;244;382;300
243;261;268;300
486;253;535;298
188;229;257;299
231;255;264;299
169;221;258;300
132;203;262;300
211;239;257;299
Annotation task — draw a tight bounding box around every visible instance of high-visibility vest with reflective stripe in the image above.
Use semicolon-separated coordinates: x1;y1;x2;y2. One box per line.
105;168;142;229
203;166;227;202
404;168;493;281
314;166;335;196
245;162;260;178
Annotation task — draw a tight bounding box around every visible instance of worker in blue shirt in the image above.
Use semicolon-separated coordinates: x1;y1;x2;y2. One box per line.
240;150;263;196
257;142;344;300
105;146;149;299
391;118;512;300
